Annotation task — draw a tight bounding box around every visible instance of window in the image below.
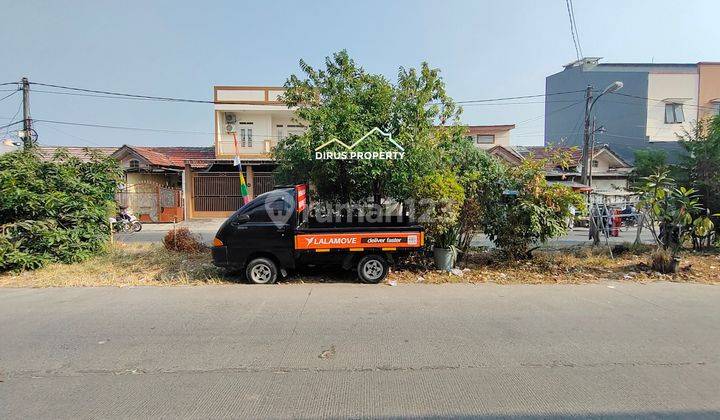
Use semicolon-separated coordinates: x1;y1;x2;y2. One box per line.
665;103;684;124
277;124;285;141
235;122;253;147
129;159;139;169
714;103;720;116
476;135;495;144
245;204;271;223
244;196;291;223
592;160;599;168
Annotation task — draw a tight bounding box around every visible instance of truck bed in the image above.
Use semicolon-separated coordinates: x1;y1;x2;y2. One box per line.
294;227;424;251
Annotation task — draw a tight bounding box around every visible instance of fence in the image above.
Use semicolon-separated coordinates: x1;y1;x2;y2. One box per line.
253;172;276;197
193;172;244;212
116;184;183;222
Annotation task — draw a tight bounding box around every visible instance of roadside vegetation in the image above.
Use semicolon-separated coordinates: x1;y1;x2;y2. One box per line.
1;241;717;287
0;243;225;287
275;50;583;263
631;116;720;273
2;51;718;283
0;148;122;271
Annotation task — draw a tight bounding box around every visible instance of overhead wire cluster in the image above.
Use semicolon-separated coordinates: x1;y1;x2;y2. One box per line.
0;80;592;146
565;0;583;60
2;78;713;148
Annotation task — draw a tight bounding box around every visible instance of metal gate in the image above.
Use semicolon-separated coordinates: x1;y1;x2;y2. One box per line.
193;172;245;212
252;172;276;197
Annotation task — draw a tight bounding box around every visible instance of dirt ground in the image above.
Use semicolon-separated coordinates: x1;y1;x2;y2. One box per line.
1;243;718;287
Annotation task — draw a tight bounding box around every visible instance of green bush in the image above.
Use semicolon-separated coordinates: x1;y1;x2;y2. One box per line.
0;148;122;271
478;157;585;259
411;170;465;248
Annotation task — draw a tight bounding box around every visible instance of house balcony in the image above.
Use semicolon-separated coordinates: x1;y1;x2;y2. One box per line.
216;137;279;161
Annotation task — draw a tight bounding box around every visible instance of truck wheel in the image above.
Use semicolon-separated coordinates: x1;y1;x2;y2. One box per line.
245;258;278;284
357;254;388;284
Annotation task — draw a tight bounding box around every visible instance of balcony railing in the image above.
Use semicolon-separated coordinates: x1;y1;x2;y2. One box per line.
216;137;278;158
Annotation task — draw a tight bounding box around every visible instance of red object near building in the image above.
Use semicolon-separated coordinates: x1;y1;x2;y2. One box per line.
611;210;621;237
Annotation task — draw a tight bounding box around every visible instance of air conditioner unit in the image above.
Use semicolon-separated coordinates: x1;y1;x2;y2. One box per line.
225;123;236;134
225;113;237;124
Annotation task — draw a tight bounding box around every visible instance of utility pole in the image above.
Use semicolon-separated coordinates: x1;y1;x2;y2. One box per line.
580;84;593;186
588;117;596;185
21;77;33;150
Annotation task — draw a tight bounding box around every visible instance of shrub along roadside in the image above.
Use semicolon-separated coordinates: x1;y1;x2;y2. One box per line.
0;148;122;272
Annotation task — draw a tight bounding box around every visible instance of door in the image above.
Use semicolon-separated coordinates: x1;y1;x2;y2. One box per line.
226;193;295;268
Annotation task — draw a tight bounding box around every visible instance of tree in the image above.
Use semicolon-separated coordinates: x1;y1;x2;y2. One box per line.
680;116;720;225
635;170;713;272
438;135;506;257
478;157;584;259
0;149;122;271
274;50;459;204
411;170;464;249
631;149;668;186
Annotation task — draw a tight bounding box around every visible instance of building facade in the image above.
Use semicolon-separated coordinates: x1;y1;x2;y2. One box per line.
464;125;515;150
545;59;720;162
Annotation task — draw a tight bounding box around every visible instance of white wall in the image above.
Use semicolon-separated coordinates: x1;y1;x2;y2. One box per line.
591;178;628;192
646;72;699;142
216;110;303;157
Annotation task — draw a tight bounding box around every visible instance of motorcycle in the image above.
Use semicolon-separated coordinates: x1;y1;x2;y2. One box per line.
110;208;142;233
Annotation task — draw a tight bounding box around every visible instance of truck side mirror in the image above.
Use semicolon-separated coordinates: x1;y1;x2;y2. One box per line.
234;214;250;224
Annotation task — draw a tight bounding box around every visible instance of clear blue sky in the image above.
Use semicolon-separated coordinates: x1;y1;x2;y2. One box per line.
1;0;718;147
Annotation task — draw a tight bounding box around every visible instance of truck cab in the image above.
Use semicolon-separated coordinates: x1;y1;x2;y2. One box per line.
211;185;424;284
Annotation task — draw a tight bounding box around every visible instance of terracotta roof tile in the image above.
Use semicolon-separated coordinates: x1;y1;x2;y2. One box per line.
128;146;215;168
37;146;116;162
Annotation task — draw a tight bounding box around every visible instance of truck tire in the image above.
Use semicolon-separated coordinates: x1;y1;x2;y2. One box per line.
357;254;388;284
245;258;278;284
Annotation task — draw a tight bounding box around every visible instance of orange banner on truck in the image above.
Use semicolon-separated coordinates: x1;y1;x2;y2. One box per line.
295;231;424;250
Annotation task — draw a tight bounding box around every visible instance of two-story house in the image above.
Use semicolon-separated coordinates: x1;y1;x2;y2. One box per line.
545;59;720;162
178;86;306;218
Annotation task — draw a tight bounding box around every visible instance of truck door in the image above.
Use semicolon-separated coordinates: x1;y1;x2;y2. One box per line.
228;194;295;268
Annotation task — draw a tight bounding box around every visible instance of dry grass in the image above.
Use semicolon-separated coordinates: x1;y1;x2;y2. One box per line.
0;243;230;288
163;227;206;253
389;247;720;285
1;243;718;288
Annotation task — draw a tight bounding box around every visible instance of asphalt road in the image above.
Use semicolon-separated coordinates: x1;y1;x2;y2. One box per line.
1;283;719;419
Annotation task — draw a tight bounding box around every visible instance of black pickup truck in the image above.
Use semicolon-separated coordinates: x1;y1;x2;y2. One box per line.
211;185;424;284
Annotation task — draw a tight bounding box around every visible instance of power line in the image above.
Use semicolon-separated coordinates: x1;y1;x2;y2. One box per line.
610;92;718;111
455;89;585;104
1;99;23;138
568;0;583;58
515;99;585;126
0;89;19;103
460;99;580;107
29;82;216;104
30;88;212;103
40;124;106;147
565;0;582;60
33;119;215;136
0;120;23;130
32;80;587;107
